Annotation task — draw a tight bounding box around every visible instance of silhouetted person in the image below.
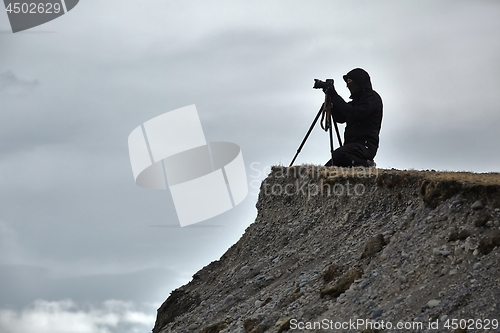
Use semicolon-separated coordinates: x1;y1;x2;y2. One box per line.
324;68;383;167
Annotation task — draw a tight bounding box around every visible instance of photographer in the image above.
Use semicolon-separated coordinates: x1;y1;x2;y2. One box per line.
317;68;383;167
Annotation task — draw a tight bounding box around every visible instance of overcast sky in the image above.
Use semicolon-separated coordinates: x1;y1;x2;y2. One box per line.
1;1;499;332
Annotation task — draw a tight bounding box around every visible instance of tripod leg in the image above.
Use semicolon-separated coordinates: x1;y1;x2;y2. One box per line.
289;105;323;167
331;113;343;147
328;117;335;166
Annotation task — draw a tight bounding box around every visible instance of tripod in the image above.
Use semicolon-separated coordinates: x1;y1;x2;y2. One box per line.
289;94;343;167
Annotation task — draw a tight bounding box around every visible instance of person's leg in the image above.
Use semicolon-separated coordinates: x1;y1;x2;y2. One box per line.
325;143;373;167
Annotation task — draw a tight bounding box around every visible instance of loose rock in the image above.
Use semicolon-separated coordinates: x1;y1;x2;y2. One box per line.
471;200;484;210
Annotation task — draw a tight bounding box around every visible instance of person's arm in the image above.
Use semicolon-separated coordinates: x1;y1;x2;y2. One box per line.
328;90;380;123
325;88;347;123
325;89;347;123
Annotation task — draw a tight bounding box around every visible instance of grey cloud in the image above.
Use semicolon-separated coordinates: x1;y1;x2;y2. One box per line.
0;71;39;95
0;299;155;333
380;119;500;172
0;264;177;307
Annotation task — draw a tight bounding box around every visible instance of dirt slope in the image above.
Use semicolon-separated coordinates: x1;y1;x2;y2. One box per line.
153;166;500;333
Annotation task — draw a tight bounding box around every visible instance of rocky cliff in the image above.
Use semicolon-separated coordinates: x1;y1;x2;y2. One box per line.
152;166;500;333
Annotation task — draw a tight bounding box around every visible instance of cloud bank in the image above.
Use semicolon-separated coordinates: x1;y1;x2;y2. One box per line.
0;299;155;333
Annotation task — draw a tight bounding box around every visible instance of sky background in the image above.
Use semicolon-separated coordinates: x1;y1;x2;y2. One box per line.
1;1;499;332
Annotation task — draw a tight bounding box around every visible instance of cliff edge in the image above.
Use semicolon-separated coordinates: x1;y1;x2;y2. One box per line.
153;166;500;333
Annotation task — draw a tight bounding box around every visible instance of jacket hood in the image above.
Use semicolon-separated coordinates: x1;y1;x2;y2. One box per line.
343;68;372;91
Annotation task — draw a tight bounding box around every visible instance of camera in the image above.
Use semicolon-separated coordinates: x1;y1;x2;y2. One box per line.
313;78;334;90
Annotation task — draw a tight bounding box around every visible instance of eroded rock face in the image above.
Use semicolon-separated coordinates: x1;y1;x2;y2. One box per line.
153;167;500;333
153;290;201;332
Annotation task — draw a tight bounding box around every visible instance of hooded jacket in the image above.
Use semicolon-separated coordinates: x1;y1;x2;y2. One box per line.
327;68;383;154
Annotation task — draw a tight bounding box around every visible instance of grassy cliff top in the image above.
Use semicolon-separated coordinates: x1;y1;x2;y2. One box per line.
277;165;500;185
